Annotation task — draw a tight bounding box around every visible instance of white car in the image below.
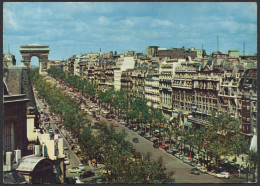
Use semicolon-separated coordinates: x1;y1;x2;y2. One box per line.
78;164;85;171
194;154;202;160
183;157;191;164
174;153;181;158
120;121;127;125
64;158;70;165
68;167;83;174
216;172;230;179
195;164;202;170
74;177;84;183
199;167;207;173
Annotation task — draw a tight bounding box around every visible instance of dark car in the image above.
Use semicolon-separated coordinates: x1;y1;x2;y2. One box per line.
55;129;59;134
96;117;100;121
190;168;200;175
153;143;159;148
133;138;139;143
80;171;95;179
91;125;99;129
189;161;197;167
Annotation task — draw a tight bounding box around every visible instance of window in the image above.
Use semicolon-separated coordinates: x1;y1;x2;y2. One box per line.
4;123;13;152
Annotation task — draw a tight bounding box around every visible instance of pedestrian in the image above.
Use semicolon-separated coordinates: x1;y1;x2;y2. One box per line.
242;156;244;162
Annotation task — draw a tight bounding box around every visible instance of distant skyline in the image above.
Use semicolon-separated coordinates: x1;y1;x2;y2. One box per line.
3;2;257;65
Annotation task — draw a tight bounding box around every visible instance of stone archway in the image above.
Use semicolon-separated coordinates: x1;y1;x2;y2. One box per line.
20;44;50;74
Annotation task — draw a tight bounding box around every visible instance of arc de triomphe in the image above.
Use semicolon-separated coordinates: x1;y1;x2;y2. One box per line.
20;44;50;74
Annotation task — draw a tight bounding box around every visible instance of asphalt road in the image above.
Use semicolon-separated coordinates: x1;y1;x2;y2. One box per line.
42;75;248;183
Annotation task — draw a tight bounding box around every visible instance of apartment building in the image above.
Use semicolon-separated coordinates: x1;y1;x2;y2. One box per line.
159;58;181;119
132;68;148;99
145;71;160;109
114;56;136;91
104;65;114;89
121;69;133;95
172;57;201;120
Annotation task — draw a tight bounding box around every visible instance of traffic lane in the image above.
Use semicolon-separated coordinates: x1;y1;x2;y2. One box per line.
113;123;224;183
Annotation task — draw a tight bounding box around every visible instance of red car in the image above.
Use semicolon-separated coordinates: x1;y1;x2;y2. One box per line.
114;123;119;127
160;145;166;149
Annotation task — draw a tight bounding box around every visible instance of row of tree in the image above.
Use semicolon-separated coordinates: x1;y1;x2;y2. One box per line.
30;68;174;183
29;69;87;140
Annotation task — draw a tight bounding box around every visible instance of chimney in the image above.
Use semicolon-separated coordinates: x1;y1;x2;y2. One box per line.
14;149;21;164
34;145;40;156
6;152;13;171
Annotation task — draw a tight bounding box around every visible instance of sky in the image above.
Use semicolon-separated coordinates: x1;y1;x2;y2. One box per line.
3;2;257;66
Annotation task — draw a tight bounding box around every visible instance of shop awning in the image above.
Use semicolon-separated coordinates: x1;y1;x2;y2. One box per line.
184;121;192;126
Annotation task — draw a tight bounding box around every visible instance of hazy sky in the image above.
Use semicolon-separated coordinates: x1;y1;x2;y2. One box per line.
3;2;257;65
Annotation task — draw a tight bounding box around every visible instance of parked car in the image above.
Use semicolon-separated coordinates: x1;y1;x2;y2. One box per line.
68;167;83;174
189;161;197;167
190;168;200;175
96;178;103;184
77;164;85;171
133;138;139;143
199;167;207;173
194;154;202;160
179;155;184;160
216;172;230;179
114;123;119;127
166;148;173;154
96;117;100;121
120;121;127;125
174;153;181;158
64;158;70;165
74;177;83;183
153;143;159;148
55;129;60;134
91;125;99;129
80;171;95;179
183;157;191;164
